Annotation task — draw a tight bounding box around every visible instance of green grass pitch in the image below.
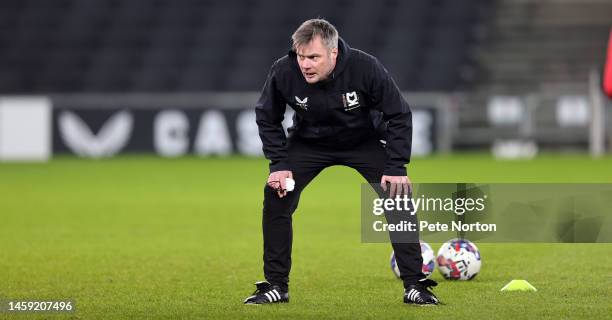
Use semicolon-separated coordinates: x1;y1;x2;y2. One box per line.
1;154;611;319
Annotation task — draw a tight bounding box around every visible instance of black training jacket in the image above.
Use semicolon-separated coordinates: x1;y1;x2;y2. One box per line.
255;38;412;176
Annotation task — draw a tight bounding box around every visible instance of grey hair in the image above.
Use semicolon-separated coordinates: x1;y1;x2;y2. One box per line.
291;19;339;51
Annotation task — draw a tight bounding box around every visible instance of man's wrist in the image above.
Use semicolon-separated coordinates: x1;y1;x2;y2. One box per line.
269;160;291;173
383;166;407;176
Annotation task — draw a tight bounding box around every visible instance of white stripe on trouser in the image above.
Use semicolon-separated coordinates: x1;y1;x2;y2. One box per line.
272;289;281;300
264;292;274;302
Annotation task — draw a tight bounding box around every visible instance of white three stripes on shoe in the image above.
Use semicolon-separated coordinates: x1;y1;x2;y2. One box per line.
407;289;420;301
264;292;274;302
264;289;282;302
272;289;281;300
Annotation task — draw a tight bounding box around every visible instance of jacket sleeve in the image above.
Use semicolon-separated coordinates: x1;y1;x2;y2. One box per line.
255;62;290;173
368;57;412;176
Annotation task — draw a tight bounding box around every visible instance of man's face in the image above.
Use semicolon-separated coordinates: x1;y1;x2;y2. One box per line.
295;36;338;84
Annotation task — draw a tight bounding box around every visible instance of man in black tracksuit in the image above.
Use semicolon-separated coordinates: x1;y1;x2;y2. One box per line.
244;19;440;305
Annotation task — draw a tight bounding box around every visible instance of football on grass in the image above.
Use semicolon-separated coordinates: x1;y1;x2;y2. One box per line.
437;238;481;280
390;240;435;278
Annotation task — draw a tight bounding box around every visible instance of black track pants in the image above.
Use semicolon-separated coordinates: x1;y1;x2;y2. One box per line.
262;137;425;290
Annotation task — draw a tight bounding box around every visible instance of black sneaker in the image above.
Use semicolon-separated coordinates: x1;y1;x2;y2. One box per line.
404;279;440;305
243;281;289;305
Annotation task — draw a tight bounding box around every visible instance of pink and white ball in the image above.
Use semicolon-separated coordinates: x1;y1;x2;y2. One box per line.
436;238;481;280
390;241;436;278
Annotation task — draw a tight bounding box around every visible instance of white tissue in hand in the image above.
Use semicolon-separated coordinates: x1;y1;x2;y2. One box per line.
285;178;295;192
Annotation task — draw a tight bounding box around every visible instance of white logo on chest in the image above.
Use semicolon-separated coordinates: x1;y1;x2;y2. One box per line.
343;91;360;110
295;96;308;110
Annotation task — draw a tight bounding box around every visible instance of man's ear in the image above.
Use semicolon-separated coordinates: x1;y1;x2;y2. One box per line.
331;47;338;60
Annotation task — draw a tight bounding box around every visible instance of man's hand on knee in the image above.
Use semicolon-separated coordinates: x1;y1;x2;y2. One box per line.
267;170;293;198
380;175;412;198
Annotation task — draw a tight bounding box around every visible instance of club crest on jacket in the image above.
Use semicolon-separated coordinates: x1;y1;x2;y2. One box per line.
342;91;360;111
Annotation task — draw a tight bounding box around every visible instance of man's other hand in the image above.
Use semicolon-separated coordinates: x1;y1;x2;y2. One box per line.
380;175;412;198
267;170;293;198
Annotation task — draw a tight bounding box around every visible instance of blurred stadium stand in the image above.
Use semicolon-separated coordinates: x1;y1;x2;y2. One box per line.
0;0;489;93
453;0;612;152
1;0;611;159
474;0;612;93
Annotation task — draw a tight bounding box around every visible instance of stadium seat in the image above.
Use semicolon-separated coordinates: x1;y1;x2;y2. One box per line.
0;0;487;93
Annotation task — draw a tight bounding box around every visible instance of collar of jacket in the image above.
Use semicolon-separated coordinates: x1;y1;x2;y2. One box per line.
287;37;352;85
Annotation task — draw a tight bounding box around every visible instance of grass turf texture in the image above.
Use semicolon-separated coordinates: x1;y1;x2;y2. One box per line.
1;154;611;319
